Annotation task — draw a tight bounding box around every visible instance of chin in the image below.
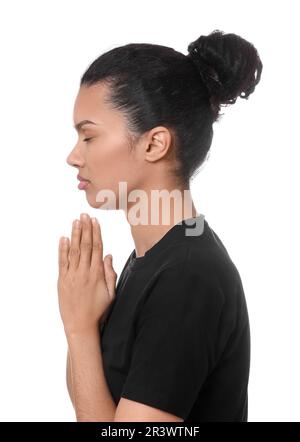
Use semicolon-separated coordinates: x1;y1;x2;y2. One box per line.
86;194;118;210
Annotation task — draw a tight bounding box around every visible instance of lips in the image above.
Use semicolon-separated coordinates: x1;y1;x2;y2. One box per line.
78;180;90;190
77;174;90;182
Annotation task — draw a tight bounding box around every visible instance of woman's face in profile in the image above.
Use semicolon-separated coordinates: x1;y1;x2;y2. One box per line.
67;83;145;210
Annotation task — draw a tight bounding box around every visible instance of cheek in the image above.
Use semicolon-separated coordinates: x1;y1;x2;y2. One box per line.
89;139;137;185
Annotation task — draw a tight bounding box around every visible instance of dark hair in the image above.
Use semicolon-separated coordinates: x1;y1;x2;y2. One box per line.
80;29;263;187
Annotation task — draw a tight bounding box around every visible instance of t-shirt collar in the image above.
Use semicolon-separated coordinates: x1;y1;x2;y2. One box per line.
128;214;206;271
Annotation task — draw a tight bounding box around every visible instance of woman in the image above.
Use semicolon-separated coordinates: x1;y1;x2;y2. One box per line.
57;29;263;422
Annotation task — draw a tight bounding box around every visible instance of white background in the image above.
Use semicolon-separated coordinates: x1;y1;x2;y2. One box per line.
0;0;299;422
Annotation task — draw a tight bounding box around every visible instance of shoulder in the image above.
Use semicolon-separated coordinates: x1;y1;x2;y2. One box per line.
158;236;239;290
140;242;229;314
187;237;240;287
143;238;243;321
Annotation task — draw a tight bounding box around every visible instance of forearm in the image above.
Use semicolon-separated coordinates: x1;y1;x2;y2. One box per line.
66;328;116;422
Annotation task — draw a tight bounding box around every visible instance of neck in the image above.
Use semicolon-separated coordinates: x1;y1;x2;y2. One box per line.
123;183;199;258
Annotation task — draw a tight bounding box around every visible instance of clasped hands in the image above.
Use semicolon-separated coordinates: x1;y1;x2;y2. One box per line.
57;213;117;337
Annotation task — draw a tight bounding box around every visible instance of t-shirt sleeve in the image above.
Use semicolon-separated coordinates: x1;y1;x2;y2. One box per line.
120;255;226;420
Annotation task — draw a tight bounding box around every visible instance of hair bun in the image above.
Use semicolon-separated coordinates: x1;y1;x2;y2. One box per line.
187;29;263;120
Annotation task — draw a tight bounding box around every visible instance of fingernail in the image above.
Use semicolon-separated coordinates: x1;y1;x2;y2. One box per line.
75;219;81;228
91;217;97;224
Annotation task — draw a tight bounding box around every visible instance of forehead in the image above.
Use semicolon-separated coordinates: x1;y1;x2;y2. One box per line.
73;82;127;131
73;83;109;125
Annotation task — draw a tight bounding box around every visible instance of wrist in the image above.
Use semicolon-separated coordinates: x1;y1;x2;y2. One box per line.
65;325;100;344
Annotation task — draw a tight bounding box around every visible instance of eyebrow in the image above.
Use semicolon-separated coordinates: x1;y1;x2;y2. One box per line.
73;120;98;131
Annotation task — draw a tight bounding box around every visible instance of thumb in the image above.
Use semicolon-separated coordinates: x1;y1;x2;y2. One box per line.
103;254;117;299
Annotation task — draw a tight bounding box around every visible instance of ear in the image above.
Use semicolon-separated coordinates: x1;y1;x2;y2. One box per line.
144;126;173;163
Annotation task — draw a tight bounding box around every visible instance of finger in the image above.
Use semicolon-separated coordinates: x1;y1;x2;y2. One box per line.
68;219;82;271
104;255;117;299
90;217;104;272
58;236;70;277
79;213;92;269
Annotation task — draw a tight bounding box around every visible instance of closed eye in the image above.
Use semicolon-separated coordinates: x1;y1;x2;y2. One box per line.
83;137;93;142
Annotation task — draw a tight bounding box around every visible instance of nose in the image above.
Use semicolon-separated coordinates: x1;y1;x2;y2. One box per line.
66;144;85;168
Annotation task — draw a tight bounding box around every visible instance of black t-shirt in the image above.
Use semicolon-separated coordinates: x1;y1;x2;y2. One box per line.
99;214;250;422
